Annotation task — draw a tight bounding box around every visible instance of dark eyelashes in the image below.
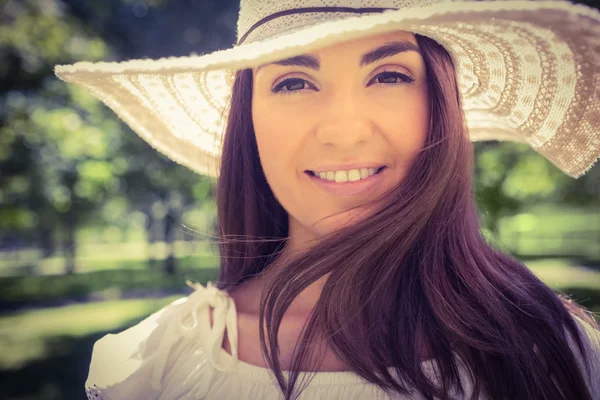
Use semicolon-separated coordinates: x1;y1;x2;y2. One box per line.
271;71;415;95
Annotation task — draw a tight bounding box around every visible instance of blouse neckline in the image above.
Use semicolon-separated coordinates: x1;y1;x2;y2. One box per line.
149;280;462;390
197;280;448;386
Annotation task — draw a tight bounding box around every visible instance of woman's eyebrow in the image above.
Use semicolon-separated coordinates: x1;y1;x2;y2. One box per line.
255;41;421;74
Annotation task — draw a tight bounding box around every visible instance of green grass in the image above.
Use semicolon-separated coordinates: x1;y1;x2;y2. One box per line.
0;255;219;304
0;296;181;370
526;258;600;289
0;240;218;275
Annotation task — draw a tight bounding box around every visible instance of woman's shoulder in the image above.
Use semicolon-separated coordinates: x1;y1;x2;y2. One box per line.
84;280;235;400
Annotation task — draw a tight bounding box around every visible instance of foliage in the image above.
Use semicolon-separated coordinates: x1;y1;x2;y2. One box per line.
473;142;600;233
0;0;119;269
0;0;233;273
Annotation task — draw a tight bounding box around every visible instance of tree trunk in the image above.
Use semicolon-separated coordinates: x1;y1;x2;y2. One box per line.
64;208;76;274
40;226;55;258
163;207;177;275
145;211;158;269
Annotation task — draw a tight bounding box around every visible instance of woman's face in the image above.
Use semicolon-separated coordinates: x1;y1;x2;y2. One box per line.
252;31;430;248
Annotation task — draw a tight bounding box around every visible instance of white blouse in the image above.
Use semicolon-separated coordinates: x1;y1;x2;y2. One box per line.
84;281;600;400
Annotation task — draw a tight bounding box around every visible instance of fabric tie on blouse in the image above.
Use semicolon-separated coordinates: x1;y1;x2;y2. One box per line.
150;280;239;391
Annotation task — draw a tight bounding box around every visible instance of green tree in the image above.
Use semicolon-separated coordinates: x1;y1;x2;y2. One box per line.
473;141;599;235
0;0;120;273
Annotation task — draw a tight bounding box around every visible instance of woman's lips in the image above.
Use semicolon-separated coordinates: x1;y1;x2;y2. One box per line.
305;167;386;196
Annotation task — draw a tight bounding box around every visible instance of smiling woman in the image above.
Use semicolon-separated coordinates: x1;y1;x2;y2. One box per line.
54;0;600;400
252;32;430;242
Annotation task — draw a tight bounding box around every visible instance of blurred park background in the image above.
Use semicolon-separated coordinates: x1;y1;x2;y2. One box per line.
0;0;599;399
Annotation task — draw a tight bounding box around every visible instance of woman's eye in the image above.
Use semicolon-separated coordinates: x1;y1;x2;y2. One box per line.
271;78;314;95
369;71;415;86
271;71;414;95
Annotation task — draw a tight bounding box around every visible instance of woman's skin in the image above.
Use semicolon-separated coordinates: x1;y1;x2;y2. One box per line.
221;31;431;370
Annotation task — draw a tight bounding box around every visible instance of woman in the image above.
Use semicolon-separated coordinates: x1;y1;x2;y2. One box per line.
58;1;600;399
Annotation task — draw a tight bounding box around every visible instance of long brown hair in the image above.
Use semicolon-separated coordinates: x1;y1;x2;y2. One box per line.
214;33;599;400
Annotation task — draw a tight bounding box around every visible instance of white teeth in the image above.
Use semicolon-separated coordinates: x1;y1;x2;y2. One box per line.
334;170;348;183
347;169;361;182
311;167;382;182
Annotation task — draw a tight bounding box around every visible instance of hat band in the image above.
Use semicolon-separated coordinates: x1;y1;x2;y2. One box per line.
237;6;398;45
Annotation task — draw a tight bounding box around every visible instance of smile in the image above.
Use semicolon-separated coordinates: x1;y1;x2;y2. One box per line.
305;167;387;197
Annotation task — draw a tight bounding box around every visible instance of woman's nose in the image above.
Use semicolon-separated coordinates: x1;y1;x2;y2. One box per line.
314;93;374;148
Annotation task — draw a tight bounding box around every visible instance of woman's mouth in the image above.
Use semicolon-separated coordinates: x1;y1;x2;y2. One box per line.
306;166;386;182
305;166;387;196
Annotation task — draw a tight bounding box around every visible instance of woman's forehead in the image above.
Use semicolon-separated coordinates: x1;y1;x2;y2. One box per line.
254;30;420;74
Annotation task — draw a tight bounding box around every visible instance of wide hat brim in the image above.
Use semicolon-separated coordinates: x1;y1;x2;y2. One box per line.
55;1;600;179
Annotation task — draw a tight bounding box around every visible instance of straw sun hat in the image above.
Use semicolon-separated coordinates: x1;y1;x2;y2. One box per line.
54;0;600;179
